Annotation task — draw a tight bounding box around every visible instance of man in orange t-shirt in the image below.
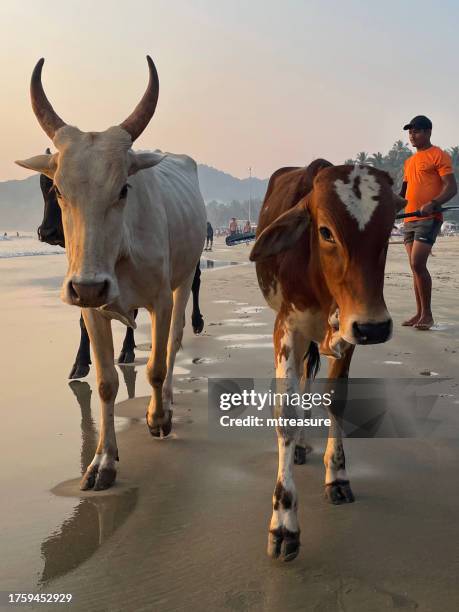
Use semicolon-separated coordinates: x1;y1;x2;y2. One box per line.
400;115;457;330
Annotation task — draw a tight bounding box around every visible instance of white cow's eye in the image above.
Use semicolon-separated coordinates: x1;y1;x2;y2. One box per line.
319;227;335;243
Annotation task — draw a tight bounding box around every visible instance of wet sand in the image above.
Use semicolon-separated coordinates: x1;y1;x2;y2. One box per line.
1;237;458;611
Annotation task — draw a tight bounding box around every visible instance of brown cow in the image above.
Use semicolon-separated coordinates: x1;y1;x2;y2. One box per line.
250;159;406;561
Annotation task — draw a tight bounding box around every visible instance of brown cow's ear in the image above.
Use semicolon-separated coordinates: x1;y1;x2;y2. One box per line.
393;193;407;212
250;198;311;262
15;153;56;179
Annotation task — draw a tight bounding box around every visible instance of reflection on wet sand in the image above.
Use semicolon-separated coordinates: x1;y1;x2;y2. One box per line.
69;368;138;472
40;488;138;586
118;365;137;399
199;257;239;270
40;378;140;585
68;381;97;474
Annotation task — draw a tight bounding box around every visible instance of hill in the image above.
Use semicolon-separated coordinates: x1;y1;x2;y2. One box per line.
0;165;268;231
197;164;268;202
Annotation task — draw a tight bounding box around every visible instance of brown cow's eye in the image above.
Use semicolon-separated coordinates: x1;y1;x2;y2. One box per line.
53;184;61;198
319;227;335;243
119;184;130;199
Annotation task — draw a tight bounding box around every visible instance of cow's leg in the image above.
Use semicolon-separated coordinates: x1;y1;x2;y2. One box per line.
268;315;306;561
118;309;138;364
323;345;355;504
146;293;173;437
163;272;195;408
68;312;91;380
80;309;119;491
191;262;204;334
294;340;319;465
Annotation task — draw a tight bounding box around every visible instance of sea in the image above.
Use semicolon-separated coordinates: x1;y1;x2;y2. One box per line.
0;232;64;259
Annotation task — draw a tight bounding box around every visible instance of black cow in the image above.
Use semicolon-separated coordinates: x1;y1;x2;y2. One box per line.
39;153;204;380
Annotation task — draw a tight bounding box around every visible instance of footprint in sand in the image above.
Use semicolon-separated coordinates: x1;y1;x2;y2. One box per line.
233;306;267;315
191;357;223;365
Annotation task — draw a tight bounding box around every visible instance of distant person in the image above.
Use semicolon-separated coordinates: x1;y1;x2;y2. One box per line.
205;221;214;251
229;217;238;236
242;220;253;246
400;115;457;330
16;231;19;237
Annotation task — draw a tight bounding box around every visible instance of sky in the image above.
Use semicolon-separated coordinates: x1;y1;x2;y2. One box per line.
1;0;459;181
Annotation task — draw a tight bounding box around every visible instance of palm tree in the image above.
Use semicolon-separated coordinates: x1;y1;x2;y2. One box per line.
369;152;385;169
344;158;355;166
383;140;412;191
355;152;369;165
342;141;415;191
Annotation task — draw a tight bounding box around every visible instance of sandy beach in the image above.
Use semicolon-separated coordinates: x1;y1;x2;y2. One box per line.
1;236;458;612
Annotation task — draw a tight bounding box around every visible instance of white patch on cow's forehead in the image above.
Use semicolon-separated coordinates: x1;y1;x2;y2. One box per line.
334;166;380;231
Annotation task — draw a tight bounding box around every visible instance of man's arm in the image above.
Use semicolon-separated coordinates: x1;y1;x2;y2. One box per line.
420;174;458;215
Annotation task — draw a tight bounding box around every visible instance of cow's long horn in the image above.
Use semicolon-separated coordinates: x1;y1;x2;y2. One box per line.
120;55;159;142
30;58;66;139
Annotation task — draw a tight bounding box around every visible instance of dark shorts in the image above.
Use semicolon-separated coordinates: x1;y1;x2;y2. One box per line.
403;218;442;246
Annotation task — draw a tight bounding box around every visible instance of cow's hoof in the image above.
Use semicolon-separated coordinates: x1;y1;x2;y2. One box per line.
80;464;98;490
324;479;355;505
294;444;312;465
118;349;135;364
69;363;90;380
146;410;173;438
267;527;300;562
80;460;117;491
192;315;204;335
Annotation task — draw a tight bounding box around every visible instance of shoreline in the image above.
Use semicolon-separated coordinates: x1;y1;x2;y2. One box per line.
0;236;458;611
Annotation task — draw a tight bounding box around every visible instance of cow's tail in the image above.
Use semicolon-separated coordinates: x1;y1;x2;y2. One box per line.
304;341;321;380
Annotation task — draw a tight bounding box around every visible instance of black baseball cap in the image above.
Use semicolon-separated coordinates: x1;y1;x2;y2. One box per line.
403;115;432;130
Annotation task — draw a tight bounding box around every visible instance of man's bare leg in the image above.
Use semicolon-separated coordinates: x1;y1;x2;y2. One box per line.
402;241;422;326
411;240;434;329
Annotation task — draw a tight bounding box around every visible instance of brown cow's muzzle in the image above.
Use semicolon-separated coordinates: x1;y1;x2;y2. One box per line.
67;279;111;307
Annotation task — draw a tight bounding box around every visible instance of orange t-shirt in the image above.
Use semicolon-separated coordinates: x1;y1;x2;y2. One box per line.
403;146;453;222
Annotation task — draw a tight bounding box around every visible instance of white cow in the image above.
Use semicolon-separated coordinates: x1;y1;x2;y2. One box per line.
16;56;206;491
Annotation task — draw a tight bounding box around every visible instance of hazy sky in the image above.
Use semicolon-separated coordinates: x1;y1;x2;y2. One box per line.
1;0;458;181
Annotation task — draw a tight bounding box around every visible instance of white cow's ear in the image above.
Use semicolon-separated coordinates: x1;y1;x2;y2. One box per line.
15;154;56;179
250;197;311;262
128;151;166;176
